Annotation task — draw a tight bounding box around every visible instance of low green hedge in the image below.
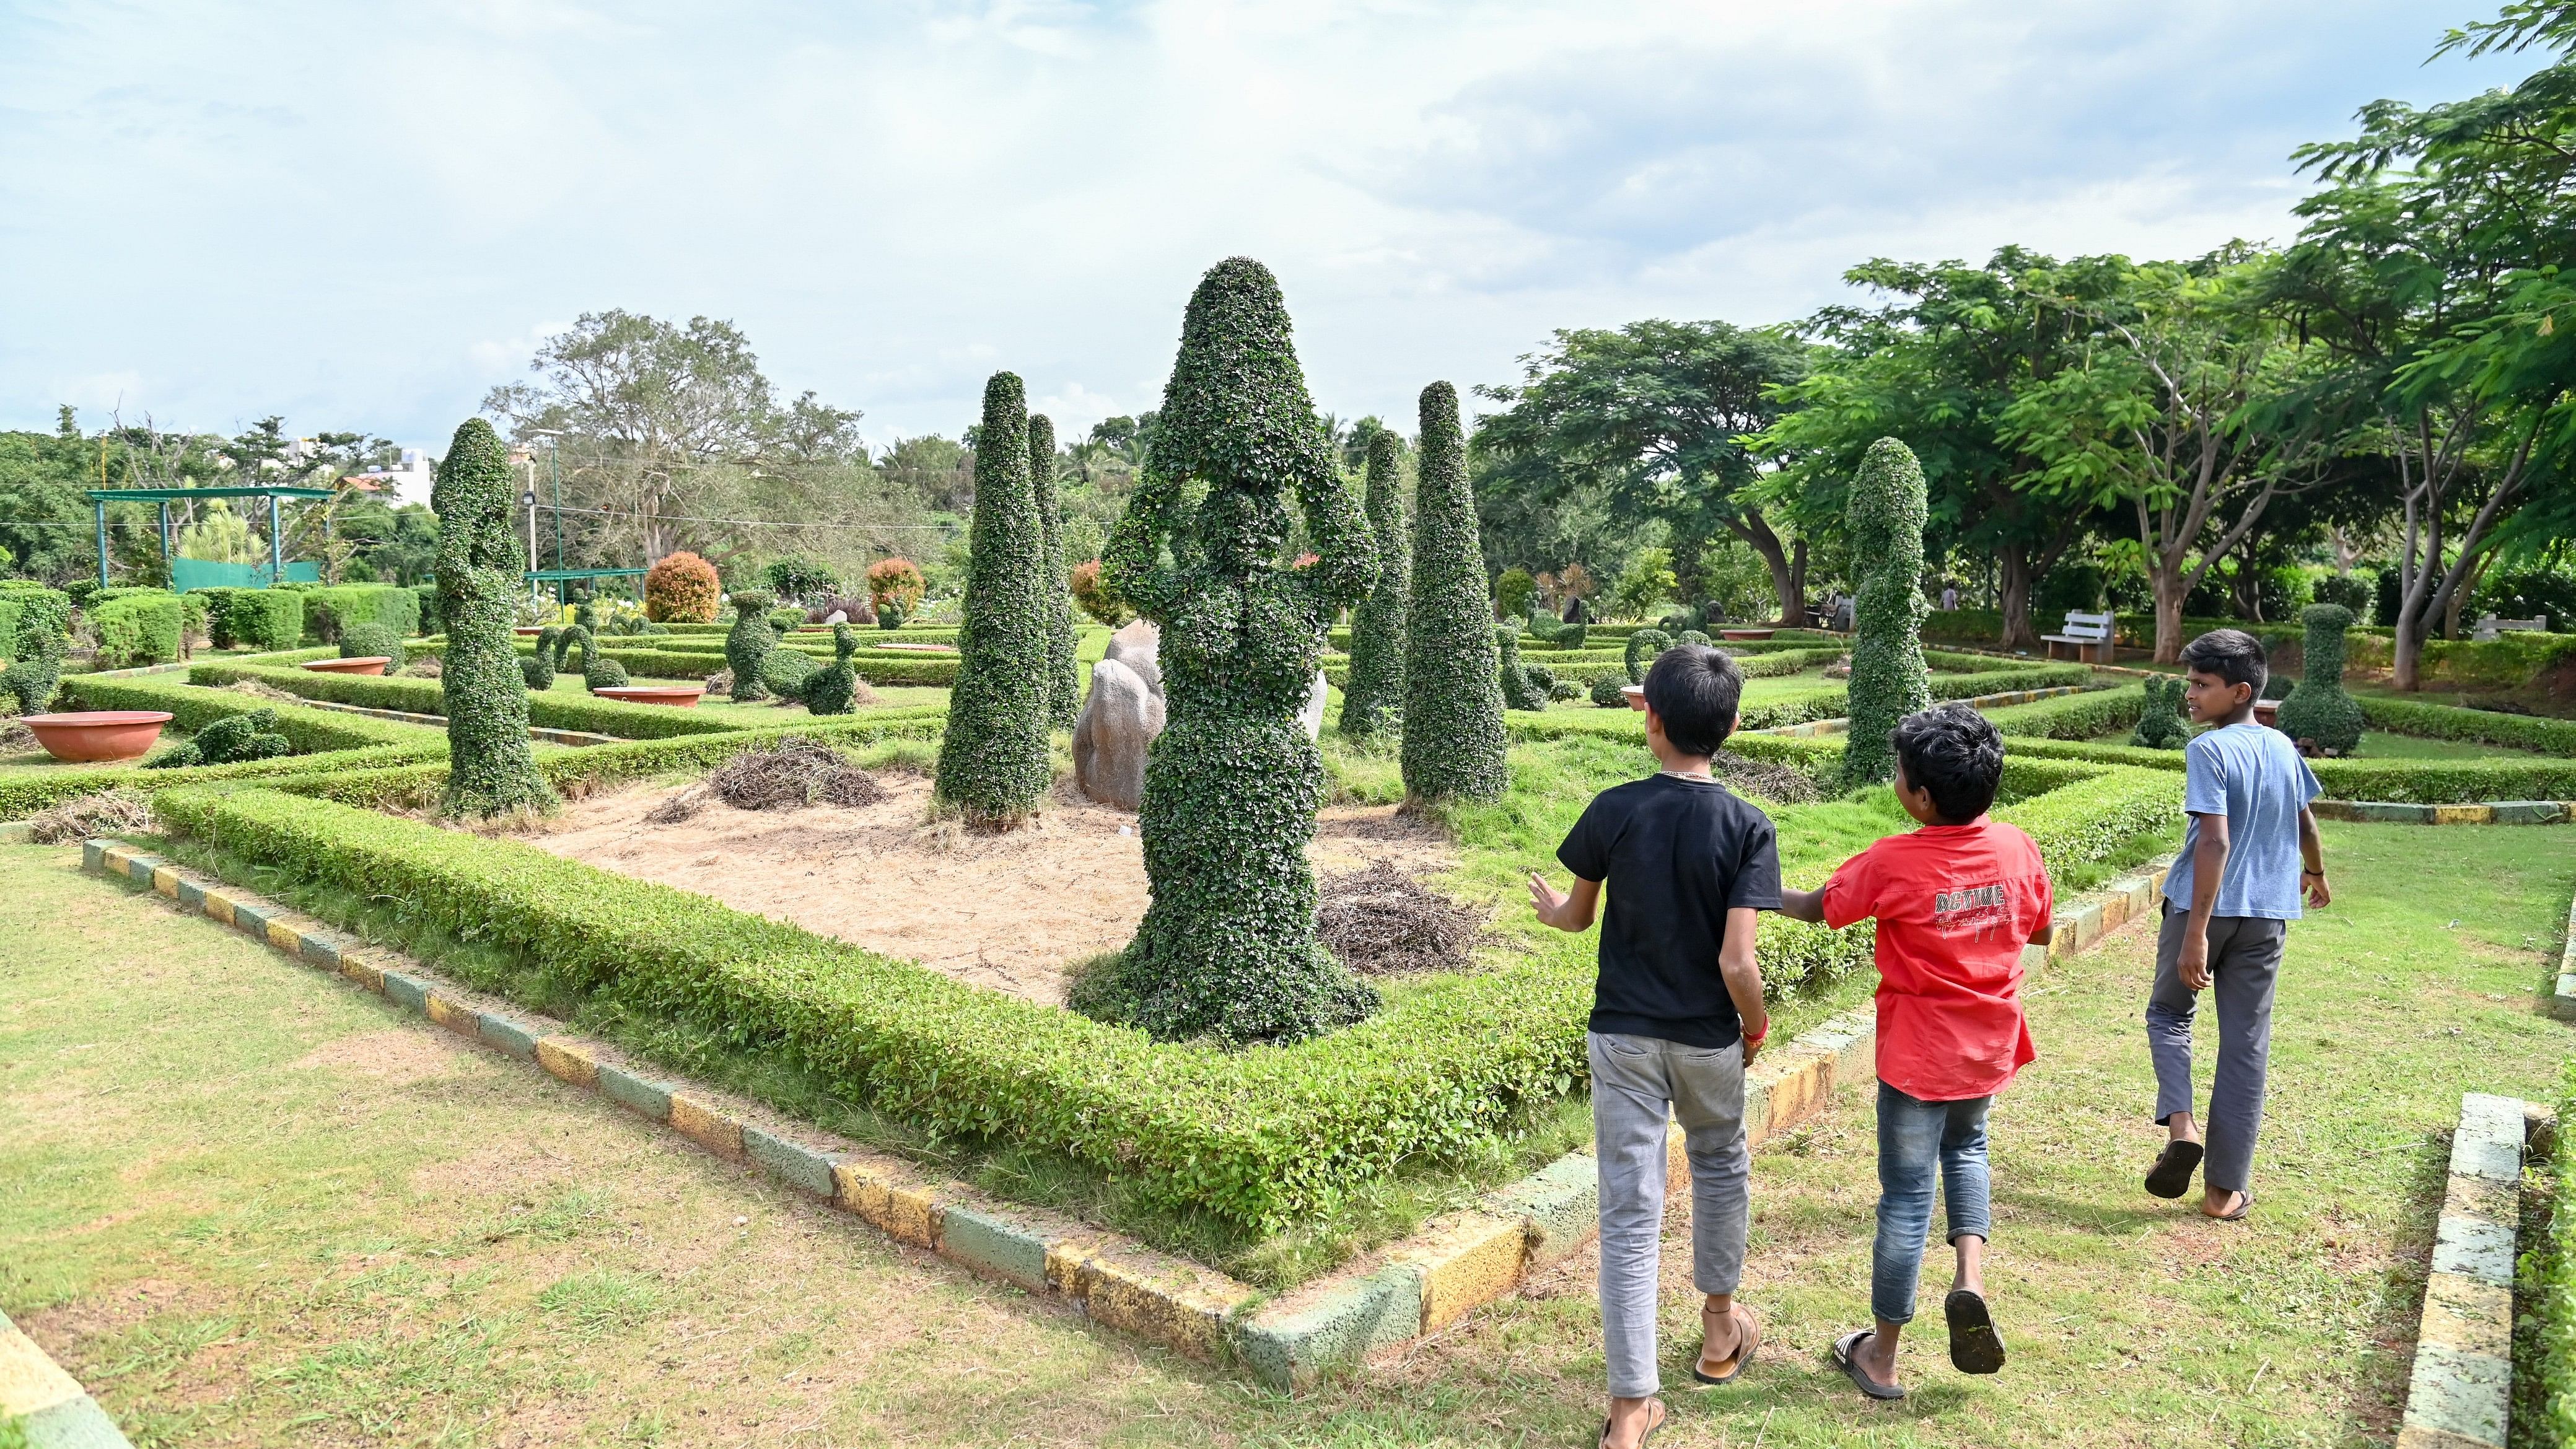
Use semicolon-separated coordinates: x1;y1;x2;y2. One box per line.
2355;694;2576;758
198;587;306;650
1992;732;2576;803
60;675;427;752
185;660;759;740
300;584;421;642
90;592;185;666
1984;684;2150;741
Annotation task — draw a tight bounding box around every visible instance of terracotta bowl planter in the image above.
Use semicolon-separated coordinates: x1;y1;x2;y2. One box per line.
302;657;391;676
592;685;705;707
1718;628;1776;641
2254;699;2280;729
875;642;956;653
1622;685;1647;711
514;626;545;637
22;711;175;763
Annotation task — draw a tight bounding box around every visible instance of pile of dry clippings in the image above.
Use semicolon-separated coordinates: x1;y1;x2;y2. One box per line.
1316;858;1485;976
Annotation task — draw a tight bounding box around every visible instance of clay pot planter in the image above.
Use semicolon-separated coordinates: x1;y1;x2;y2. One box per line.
874;642;956;653
1719;628;1776;641
1623;685;1647;711
2254;700;2280;729
22;711;175;763
592;685;705;707
302;657;392;676
514;626;545;637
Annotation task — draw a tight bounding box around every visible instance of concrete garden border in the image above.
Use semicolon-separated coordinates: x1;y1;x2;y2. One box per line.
0;1305;134;1448
67;838;2170;1392
2310;799;2573;825
2552;887;2576;1025
2393;1093;2549;1449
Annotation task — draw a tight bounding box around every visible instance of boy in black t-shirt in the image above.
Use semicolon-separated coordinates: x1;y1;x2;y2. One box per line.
1530;645;1781;1449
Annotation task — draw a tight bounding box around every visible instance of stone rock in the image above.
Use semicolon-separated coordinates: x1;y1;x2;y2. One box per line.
1300;668;1328;740
823;609;848;626
1105;618;1163;697
1074;657;1165;811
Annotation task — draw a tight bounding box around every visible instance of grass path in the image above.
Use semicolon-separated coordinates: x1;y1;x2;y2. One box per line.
2;822;2569;1446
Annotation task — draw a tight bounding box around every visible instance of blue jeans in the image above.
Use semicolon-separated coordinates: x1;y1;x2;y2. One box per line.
1873;1081;1992;1324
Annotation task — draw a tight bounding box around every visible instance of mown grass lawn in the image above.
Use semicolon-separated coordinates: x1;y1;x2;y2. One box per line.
2;819;2567;1446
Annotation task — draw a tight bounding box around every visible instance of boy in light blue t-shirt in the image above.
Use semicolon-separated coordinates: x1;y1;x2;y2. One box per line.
2141;629;2326;1222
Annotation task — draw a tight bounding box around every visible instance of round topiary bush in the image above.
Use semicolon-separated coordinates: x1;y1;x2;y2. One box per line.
724;589;780;702
1338;428;1410;741
1676;629;1712;648
1029;413;1082;732
579;631;629;690
1624;628;1673;684
1589;673;1629;707
144;707;292;769
340;621;405;671
865;558;926;629
1084;257;1383;1044
432;419;555;818
1401;380;1507;805
1494;567;1536;621
934;372;1053;826
644;551;721;623
2130;675;2189;748
1839;437;1933;787
2275;602;2364;756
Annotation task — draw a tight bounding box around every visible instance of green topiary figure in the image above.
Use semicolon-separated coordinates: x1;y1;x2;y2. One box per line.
2130;675;2190;749
1029;413;1082;731
1589;673;1629;707
761;646;817;700
571;629;629;690
1839;437;1934;787
340;621;406;672
1339;428;1410;741
2275;603;2365;756
1;591;71;715
725;589;780;701
934;372;1053;826
1677;629;1713;649
802;625;862;715
1400;380;1507;805
145;708;292;769
1085;257;1381;1044
1624;628;1673;684
1497;626;1548;711
433;419;555;818
521;626;559;690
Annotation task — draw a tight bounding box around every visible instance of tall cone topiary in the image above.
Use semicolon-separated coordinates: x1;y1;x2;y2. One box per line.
1840;437;1932;787
934;372;1053;826
1400;381;1507;803
1338;428;1409;740
1029;413;1080;730
434;419;556;818
2276;603;2364;755
1080;257;1380;1044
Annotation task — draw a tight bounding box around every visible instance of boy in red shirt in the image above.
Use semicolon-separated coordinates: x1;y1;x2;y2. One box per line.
1775;704;2052;1401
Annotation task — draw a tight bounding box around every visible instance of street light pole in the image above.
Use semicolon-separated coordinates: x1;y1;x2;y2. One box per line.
523;488;540;603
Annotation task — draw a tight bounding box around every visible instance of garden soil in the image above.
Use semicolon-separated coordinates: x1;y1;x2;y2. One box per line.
523;776;1459;1005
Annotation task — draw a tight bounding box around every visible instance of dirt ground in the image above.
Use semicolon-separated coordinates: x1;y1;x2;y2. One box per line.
520;774;1459;1004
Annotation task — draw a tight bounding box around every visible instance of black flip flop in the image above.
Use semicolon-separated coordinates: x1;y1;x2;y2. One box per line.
2144;1140;2202;1199
1944;1289;2006;1375
1833;1329;1906;1401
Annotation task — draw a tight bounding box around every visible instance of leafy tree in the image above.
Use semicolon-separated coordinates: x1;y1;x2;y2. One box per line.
762;556;842;603
934;373;1053;827
1338;428;1410;741
1401;381;1509;804
434;419;555;818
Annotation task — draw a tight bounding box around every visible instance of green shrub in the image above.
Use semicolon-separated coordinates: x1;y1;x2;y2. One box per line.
1525;604;1587;650
431;419;555;817
1676;628;1713;648
760;646;817;699
579;630;631;690
522;626;559;689
1496;626;1548;711
2274;603;2364;756
1029;413;1081;731
1089;257;1381;1044
802;626;863;715
1623;628;1672;683
644;551;722;623
1840;438;1932;786
340;621;406;670
1;586;72;712
185;659;754;741
302;584;420;642
724;589;781;701
2355;694;2576;756
1494;566;1536;620
1588;674;1628;707
1338;427;1409;741
2129;676;2188;748
206;587;303;650
2311;572;2372;624
90;591;185;666
934;372;1053;826
761;556;842;604
411;582;440;635
1401;380;1507;804
145;707;293;769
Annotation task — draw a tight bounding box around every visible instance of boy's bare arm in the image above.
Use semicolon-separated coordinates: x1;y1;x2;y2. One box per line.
2297;805;2330;906
2180;810;2230;990
1719;906;1769;1059
1773;885;1825;923
1527;872;1601;932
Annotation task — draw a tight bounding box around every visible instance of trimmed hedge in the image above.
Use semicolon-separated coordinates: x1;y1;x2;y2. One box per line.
300;584;421;642
1029;413;1081;731
934;373;1052;825
2355;694;2576;756
1338;427;1409;741
1400;380;1507;803
1992;732;2576;802
185;659;763;740
90;591;185;666
202;587;305;650
1984;684;2149;740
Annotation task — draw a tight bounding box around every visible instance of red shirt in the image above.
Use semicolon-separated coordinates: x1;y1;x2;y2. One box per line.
1821;818;2050;1101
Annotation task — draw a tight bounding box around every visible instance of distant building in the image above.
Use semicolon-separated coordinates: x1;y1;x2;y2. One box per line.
353;448;434;502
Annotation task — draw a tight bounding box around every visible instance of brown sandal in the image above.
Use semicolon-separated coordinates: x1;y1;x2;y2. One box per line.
1596;1396;1666;1448
1691;1302;1761;1385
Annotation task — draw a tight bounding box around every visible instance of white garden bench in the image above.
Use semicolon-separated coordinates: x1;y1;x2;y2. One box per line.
2471;613;2549;641
2041;609;2116;664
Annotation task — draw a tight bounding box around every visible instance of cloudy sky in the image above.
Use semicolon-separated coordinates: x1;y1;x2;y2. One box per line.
0;0;2533;489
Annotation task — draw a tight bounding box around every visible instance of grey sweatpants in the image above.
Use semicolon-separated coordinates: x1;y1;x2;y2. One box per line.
1590;1031;1750;1400
2145;904;2286;1194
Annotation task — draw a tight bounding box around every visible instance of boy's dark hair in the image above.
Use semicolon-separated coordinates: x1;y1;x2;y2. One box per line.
1641;644;1743;756
2180;628;2267;693
1891;703;2005;823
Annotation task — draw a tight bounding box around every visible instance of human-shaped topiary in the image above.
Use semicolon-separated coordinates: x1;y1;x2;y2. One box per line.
340;621;406;672
1497;626;1548;711
1082;257;1382;1044
1028;413;1082;731
934;372;1054;826
2129;675;2190;749
1400;380;1507;805
434;419;556;818
1339;428;1410;741
802;625;864;715
725;589;781;701
145;707;292;769
1624;628;1673;684
1;590;72;715
2274;603;2364;756
1839;437;1934;787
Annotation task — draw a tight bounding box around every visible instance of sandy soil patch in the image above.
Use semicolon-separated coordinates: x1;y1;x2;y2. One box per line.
289;1028;469;1085
519;774;1459;1005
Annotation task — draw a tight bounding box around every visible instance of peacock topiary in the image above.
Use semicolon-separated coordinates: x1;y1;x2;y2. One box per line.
1497;626;1548;711
725;589;780;701
146;707;291;769
800;625;864;715
521;626;559;690
1624;628;1673;684
2274;603;2364;756
2130;676;2189;749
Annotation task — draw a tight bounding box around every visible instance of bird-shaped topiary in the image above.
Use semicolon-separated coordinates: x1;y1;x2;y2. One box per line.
800;625;865;716
2129;675;2190;749
1496;627;1548;711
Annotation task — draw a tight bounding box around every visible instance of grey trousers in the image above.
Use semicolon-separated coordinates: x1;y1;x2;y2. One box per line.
2145;904;2286;1194
1590;1031;1750;1400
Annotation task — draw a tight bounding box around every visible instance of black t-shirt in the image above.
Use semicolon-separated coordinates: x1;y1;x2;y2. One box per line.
1557;773;1783;1048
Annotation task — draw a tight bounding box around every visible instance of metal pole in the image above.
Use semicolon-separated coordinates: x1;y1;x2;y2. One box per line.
95;500;108;589
551;442;564;571
268;494;283;585
159;502;172;585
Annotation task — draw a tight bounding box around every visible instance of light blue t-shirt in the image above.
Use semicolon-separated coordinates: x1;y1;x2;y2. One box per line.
2163;721;2322;920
